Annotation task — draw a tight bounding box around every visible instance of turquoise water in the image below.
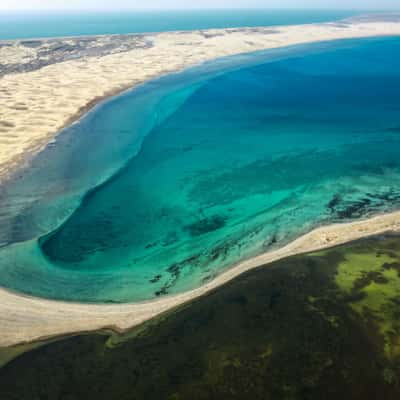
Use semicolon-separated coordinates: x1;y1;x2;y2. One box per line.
1;37;400;302
0;10;360;40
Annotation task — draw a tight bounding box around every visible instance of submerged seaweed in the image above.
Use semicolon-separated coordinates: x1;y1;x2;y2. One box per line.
327;190;400;220
185;215;228;237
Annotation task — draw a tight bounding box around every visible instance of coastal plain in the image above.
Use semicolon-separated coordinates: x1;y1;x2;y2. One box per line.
1;14;400;349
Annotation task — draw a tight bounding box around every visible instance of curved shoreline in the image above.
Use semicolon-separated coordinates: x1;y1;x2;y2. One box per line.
1;210;400;349
1;15;400;349
2;16;400;183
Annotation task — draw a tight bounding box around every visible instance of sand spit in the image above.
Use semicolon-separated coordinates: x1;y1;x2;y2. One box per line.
1;210;400;348
1;16;400;183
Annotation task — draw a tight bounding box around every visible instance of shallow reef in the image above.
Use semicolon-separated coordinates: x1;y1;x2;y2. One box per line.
1;235;400;399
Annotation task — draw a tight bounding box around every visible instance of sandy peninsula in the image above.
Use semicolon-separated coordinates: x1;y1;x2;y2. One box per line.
1;14;400;350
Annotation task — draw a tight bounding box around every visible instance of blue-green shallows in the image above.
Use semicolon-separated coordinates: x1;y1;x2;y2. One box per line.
1;37;400;302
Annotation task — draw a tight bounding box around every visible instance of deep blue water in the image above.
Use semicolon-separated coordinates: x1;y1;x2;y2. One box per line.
0;10;361;40
0;37;400;302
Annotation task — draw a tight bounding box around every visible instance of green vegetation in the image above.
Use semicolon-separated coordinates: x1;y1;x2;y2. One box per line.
334;238;400;360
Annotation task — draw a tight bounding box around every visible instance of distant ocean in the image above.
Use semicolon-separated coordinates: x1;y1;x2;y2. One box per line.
0;9;363;40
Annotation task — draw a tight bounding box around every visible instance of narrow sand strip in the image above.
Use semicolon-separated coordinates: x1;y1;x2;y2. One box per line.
1;211;400;348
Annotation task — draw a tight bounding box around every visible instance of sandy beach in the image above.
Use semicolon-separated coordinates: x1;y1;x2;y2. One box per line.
1;14;400;349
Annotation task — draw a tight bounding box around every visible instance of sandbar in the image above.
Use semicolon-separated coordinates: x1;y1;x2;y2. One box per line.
1;211;400;348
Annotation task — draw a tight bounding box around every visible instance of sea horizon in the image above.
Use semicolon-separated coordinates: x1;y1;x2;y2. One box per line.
0;8;370;40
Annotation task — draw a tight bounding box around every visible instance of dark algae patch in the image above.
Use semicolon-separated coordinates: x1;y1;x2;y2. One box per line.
185;214;228;237
327;190;400;220
3;236;400;399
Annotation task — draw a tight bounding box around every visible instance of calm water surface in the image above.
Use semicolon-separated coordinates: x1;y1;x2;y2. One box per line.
0;37;400;302
0;10;360;40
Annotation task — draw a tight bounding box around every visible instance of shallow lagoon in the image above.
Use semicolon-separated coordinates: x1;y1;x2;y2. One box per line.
1;38;400;302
